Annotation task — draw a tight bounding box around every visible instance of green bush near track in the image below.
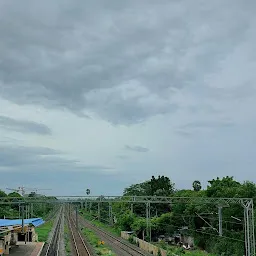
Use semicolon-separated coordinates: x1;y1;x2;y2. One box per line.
35;220;53;242
82;228;116;256
64;223;71;256
81;212;215;256
81;211;121;236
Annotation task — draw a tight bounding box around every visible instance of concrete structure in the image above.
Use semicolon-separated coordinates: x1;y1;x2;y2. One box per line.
121;231;167;256
7;242;44;256
0;218;44;255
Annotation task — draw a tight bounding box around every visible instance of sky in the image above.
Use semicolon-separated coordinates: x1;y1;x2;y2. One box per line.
0;0;256;196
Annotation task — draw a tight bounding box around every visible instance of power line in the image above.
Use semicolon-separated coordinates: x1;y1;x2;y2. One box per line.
162;223;245;243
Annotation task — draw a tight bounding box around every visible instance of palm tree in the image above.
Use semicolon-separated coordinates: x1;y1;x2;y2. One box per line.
192;180;202;191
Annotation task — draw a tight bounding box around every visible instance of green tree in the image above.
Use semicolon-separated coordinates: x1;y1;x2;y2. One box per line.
8;192;22;198
131;217;147;240
117;212;136;231
206;176;240;197
152;212;175;236
123;175;175;197
123;176;175;216
150;175;175;196
0;190;16;218
28;192;37;197
0;190;7;197
123;181;151;196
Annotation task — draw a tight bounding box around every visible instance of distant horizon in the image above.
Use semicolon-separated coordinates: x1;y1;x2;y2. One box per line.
1;174;252;197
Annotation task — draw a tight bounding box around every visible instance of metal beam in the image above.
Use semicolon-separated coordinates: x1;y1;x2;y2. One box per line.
242;200;255;256
218;206;223;237
146;202;151;242
98;202;101;221
21;205;24;233
0;196;252;205
2;195;252;255
75;206;78;230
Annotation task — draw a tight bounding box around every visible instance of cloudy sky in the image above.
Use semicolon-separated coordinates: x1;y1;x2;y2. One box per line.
0;0;256;196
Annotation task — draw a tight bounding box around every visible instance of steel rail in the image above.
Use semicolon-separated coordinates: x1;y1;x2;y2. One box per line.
44;207;63;256
80;217;149;256
68;214;91;256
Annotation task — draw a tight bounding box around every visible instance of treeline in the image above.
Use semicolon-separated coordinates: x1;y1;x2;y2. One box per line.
90;176;256;256
0;190;55;219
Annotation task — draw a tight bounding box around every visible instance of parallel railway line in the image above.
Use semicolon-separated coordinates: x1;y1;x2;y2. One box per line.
78;215;150;256
68;213;92;256
42;207;63;256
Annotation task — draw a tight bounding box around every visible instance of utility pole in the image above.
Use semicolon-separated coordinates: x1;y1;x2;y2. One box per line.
75;205;78;230
131;203;133;214
21;205;25;233
218;206;223;236
109;202;113;226
90;202;92;214
31;203;34;218
146;202;151;242
25;204;28;219
243;200;255;256
98;202;101;221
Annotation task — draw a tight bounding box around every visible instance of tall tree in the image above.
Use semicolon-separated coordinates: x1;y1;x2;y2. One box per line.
123;181;151;196
8;192;22;198
150;175;175;196
206;176;240;197
123;176;175;197
0;190;7;197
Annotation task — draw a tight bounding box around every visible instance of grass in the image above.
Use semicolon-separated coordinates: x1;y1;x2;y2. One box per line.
81;211;121;236
35;220;53;242
166;247;216;256
64;222;71;255
82;227;116;255
155;242;216;256
80;211;117;255
81;211;216;256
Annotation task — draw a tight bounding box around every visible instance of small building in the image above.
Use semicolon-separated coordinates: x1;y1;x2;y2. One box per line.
0;218;44;255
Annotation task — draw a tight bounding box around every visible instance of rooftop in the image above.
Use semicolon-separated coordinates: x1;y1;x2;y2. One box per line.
0;218;44;228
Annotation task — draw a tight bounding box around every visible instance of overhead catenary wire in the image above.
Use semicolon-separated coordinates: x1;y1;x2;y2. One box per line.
86;209;245;243
160;223;245;243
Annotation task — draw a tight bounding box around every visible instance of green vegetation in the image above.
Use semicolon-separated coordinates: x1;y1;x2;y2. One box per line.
83;175;255;256
35;220;53;242
156;241;215;256
0;190;57;219
0;191;22;219
82;227;116;255
166;247;215;256
64;222;71;255
81;211;121;236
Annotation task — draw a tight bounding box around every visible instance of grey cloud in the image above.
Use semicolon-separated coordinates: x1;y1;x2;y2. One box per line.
175;130;193;138
125;145;149;153
0;145;112;172
0;115;51;135
116;155;129;159
0;1;255;124
181;120;234;130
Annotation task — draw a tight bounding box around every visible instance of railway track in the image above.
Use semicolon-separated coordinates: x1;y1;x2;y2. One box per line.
78;216;150;256
42;207;63;256
67;213;92;256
